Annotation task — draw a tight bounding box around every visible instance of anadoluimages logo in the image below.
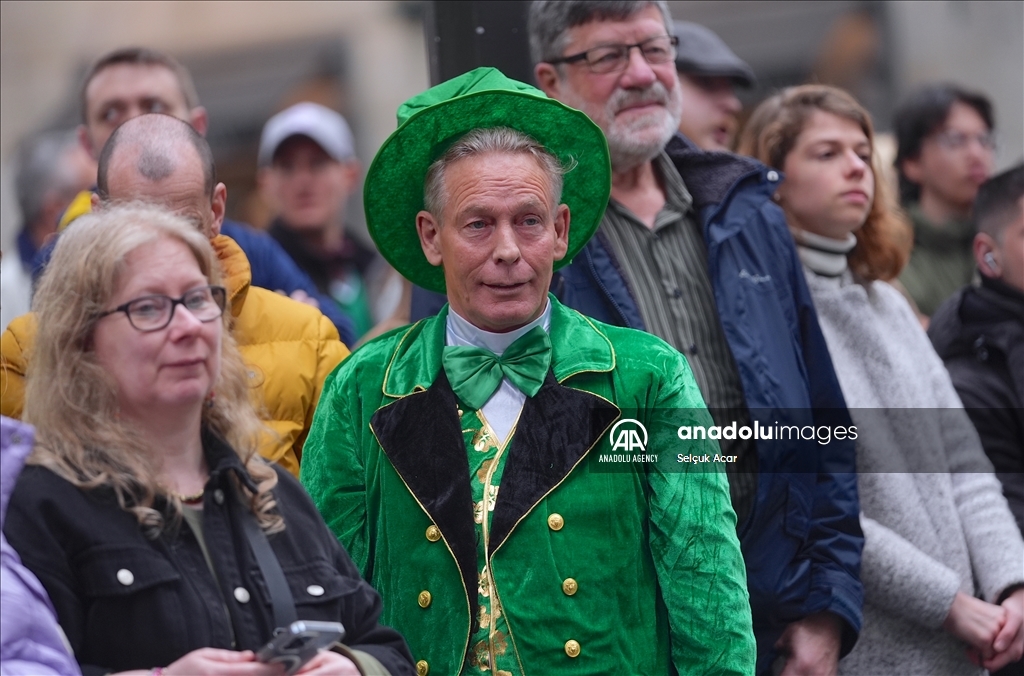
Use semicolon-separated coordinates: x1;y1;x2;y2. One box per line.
609;418;648;452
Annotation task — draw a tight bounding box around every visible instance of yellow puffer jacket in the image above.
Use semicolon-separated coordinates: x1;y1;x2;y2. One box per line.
0;235;348;477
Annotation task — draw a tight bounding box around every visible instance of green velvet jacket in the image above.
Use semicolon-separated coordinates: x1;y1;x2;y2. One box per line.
301;297;755;675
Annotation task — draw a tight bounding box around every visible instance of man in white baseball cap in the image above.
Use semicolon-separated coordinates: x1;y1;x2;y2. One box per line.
258;102;357;167
259;102;402;340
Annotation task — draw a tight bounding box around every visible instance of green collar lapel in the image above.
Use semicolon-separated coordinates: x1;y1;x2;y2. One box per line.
548;295;616;382
382;306;449;398
381;295;615;399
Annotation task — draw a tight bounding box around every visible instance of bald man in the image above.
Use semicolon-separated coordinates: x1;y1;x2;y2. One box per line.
1;114;348;476
34;46;356;344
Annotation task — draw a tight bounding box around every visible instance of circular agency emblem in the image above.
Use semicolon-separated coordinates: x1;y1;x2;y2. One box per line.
608;418;648;452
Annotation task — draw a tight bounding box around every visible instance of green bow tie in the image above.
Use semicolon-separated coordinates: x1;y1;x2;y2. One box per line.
442;325;553;410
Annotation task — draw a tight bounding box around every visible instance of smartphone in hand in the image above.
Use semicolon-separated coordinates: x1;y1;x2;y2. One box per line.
256;620;346;675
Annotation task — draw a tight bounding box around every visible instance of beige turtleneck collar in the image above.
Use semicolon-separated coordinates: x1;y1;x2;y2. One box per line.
790;228;857;277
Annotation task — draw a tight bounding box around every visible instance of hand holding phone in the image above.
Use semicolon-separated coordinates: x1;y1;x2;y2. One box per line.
256;620;346;675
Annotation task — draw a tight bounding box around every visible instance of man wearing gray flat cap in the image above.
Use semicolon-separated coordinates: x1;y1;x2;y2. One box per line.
674;21;755;151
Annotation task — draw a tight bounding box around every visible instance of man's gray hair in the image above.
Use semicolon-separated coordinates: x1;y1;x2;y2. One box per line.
528;1;672;66
423;127;567;220
15;129;83;229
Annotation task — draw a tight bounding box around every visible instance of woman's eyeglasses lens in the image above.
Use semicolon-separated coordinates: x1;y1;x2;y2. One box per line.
124;286;226;331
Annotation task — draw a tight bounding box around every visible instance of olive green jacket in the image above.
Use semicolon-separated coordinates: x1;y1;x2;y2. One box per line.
301;297;754;675
899;205;976;316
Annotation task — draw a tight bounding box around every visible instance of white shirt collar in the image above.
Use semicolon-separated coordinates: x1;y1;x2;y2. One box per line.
446;299;551;355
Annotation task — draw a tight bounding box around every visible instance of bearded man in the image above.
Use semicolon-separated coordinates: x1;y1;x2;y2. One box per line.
526;2;865;674
301;68;755;676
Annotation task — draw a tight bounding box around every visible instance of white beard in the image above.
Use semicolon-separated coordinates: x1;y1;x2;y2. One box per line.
560;80;683;172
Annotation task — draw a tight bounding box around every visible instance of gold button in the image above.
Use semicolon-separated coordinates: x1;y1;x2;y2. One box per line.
564;639;581;658
418;590;432;608
547;513;564;531
416;660;429;676
562;578;578;596
425;525;441;542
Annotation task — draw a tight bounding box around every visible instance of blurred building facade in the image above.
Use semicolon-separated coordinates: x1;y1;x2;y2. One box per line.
0;1;429;251
1;0;1021;254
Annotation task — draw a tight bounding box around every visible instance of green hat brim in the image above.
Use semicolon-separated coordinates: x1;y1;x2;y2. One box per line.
364;88;611;293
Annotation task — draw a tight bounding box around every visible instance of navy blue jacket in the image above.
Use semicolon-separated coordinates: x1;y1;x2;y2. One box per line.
33;218;355;347
219;221;355;346
411;135;864;669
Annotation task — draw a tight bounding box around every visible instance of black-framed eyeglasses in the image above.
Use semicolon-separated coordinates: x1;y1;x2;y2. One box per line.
97;285;227;332
546;35;679;74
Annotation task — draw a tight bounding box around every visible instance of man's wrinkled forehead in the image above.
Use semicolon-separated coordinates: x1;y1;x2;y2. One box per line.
446;153;557;209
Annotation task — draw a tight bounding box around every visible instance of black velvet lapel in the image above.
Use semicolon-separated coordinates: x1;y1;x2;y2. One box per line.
488;372;620;555
370;369;478;616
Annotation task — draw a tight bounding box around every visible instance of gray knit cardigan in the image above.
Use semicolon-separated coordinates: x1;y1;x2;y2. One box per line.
801;262;1024;676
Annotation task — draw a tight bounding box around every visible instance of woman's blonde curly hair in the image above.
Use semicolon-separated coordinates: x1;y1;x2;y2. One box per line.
24;203;282;537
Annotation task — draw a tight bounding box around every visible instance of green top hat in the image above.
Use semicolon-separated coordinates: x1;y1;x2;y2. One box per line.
363;67;611;293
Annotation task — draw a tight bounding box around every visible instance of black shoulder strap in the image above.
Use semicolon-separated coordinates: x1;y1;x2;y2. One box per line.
241;511;297;630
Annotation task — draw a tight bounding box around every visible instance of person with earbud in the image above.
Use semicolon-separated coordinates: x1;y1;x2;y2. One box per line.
930;165;1024;547
741;87;1023;676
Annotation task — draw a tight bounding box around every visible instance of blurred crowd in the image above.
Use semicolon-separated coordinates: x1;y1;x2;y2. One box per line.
1;1;1021;675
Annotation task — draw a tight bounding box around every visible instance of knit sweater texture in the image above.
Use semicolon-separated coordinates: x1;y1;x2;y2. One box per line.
798;243;1024;676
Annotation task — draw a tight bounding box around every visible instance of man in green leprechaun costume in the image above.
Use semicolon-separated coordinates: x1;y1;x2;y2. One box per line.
301;68;755;676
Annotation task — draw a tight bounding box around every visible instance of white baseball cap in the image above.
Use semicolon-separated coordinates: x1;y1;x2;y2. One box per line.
258;102;355;166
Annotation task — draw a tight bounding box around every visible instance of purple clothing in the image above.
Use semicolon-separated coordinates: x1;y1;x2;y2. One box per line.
1;417;79;675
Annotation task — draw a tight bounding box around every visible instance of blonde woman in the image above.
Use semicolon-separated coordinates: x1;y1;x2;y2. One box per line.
739;85;1024;675
3;204;412;676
